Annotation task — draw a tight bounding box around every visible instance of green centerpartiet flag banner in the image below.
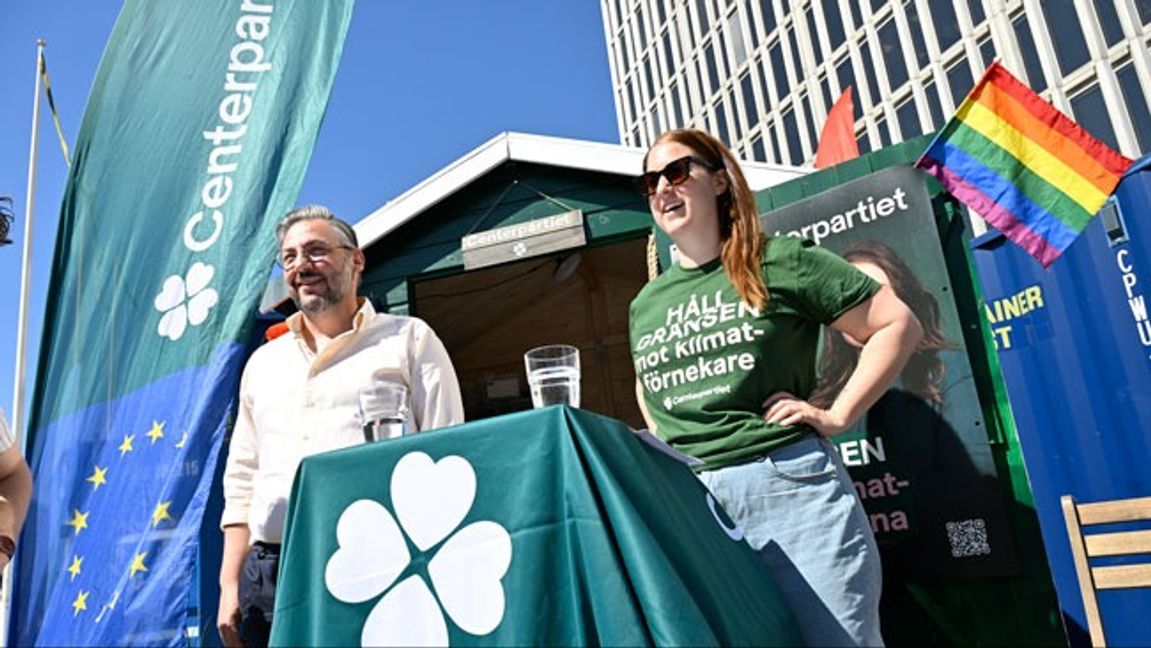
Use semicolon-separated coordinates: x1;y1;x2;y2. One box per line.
10;1;354;645
272;406;802;647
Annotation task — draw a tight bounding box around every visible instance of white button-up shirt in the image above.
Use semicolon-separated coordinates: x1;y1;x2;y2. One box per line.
221;300;464;543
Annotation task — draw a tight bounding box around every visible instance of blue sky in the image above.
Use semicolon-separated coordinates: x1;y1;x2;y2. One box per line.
0;2;621;429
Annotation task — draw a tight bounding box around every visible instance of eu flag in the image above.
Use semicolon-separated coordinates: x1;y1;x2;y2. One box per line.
9;1;354;645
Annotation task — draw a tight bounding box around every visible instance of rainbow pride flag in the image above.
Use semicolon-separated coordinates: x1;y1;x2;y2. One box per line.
915;61;1133;267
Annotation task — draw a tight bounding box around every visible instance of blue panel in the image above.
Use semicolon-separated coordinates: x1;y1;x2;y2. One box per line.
970;155;1151;646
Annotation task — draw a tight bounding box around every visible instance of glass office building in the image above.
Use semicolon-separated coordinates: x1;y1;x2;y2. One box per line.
601;0;1151;165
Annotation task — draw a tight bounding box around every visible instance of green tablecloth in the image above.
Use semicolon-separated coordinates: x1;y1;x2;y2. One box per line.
270;405;801;646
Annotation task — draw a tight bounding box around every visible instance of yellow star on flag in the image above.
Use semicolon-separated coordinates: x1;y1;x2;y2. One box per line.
118;434;135;457
146;420;165;444
86;465;108;491
151;501;173;527
72;590;89;616
67;555;83;581
66;510;89;536
129;551;148;578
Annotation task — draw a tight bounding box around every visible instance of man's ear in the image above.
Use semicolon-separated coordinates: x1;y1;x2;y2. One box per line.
353;248;366;273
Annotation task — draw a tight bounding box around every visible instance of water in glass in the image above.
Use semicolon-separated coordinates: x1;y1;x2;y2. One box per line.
524;344;581;409
528;365;581;408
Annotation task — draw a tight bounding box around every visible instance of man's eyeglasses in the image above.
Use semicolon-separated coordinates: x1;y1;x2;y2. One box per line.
277;242;354;269
634;155;717;196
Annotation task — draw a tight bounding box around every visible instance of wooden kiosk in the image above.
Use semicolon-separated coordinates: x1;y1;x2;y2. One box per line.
327;132;803;427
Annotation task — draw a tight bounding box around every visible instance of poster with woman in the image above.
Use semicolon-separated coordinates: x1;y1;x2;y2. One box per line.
762;166;1017;580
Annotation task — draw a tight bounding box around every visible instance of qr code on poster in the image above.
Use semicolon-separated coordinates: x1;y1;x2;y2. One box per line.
946;519;991;557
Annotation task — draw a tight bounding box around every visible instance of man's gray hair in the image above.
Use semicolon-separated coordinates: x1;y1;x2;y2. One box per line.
275;204;359;249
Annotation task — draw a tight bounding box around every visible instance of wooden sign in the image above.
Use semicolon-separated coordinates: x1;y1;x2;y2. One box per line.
461;209;586;270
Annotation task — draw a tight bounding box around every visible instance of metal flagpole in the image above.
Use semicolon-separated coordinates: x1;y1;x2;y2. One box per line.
12;38;44;459
0;38;46;647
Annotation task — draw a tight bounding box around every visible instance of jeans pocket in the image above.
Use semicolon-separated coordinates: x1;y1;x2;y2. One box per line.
763;437;838;483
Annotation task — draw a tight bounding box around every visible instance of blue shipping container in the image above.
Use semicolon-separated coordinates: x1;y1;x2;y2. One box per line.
970;155;1151;646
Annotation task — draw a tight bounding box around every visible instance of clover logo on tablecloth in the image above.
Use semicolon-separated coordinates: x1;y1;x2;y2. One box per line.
325;452;513;647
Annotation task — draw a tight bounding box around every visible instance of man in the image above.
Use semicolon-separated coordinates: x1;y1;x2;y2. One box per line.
0;196;34;570
217;205;464;647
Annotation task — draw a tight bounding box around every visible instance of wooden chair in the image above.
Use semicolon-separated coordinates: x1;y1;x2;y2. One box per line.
1060;494;1151;646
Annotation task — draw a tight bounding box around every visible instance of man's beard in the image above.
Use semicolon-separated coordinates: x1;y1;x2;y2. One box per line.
289;268;350;314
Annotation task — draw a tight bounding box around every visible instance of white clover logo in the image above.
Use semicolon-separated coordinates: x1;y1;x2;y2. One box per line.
153;262;219;341
325;452;513;647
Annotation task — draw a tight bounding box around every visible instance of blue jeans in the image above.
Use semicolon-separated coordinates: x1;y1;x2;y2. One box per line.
699;435;884;647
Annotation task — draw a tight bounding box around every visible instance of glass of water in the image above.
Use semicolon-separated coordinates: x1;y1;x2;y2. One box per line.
524;344;581;409
358;381;410;442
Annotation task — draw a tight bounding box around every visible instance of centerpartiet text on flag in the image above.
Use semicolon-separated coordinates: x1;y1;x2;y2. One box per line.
184;0;274;255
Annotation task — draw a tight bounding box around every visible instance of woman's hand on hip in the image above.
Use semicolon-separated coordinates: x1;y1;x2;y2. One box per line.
762;391;849;438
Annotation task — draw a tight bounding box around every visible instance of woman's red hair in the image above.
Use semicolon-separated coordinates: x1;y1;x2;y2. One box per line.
645;129;769;309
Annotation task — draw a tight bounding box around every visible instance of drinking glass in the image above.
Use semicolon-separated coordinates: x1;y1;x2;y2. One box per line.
524;344;581;409
358;382;410;442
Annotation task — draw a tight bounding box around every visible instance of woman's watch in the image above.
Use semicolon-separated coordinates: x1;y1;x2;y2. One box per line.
0;534;15;560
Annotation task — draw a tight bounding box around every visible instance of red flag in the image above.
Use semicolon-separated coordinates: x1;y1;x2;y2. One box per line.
815;86;860;169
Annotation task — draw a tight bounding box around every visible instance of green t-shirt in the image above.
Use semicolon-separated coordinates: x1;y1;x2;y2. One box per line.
628;236;880;471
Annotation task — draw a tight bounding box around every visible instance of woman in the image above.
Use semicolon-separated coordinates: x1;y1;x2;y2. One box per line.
628;129;923;646
812;240;955;410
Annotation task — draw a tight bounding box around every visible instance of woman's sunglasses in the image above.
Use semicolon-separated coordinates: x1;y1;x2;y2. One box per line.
634;155;717;196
